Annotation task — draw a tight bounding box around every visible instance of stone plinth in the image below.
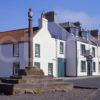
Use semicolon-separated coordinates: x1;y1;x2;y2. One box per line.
0;67;73;95
0;78;73;95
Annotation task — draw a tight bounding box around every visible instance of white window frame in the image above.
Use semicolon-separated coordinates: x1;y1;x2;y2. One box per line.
92;62;96;72
13;43;19;57
35;44;40;57
34;62;40;69
81;61;86;72
80;44;85;56
60;42;64;54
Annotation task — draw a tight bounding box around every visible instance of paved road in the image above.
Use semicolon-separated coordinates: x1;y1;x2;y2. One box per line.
59;76;100;89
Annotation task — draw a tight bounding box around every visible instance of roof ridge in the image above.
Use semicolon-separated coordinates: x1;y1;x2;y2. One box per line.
0;28;27;33
0;26;39;33
55;23;69;33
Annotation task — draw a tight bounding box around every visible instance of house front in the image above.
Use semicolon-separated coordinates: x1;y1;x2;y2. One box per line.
0;29;30;77
61;22;100;76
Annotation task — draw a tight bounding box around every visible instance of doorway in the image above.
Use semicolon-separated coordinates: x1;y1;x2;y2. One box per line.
48;63;53;77
58;58;66;77
87;61;92;76
13;62;20;76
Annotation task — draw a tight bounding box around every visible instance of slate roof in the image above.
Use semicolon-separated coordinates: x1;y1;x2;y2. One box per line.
60;22;100;46
48;22;69;41
60;22;79;28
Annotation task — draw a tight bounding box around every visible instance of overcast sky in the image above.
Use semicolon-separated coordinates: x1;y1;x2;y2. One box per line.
0;0;100;31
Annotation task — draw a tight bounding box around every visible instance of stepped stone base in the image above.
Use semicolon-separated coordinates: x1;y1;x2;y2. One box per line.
0;67;73;95
0;77;73;95
13;82;73;95
18;67;44;76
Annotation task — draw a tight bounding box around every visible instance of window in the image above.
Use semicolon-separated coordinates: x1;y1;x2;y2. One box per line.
13;62;20;76
70;28;79;36
35;44;40;57
60;42;64;54
82;31;87;38
92;47;95;57
81;61;86;72
99;62;100;72
75;28;79;36
93;62;96;72
34;62;40;69
48;63;53;76
81;44;85;55
13;43;19;57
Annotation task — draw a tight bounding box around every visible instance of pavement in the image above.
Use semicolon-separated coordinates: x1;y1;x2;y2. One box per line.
55;76;100;89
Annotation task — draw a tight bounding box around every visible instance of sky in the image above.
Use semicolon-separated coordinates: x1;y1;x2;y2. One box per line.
0;0;100;31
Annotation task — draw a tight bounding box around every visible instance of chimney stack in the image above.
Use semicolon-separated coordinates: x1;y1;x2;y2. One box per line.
39;12;48;29
44;11;56;22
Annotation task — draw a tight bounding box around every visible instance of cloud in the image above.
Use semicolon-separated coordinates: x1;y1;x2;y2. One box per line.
55;9;100;29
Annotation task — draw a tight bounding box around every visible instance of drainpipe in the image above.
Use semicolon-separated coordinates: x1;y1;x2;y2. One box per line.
55;38;58;77
28;8;33;67
97;31;99;73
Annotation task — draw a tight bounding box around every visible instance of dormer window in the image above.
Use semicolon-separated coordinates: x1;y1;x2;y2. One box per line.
81;31;88;39
70;28;79;36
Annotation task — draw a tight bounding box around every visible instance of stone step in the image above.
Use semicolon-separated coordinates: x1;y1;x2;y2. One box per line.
20;75;52;79
0;81;73;95
0;83;14;95
1;78;19;84
10;75;50;80
25;78;64;84
18;67;44;76
1;77;64;85
14;82;72;89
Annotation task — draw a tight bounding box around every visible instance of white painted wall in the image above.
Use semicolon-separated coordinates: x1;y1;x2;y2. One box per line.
33;24;57;76
0;42;29;77
33;18;66;77
77;41;100;76
65;34;100;77
0;44;14;77
19;42;29;69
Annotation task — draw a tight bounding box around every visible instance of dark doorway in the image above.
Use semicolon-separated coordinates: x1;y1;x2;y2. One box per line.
87;61;92;76
13;62;20;76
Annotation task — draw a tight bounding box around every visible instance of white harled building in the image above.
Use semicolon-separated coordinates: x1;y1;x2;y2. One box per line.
60;22;100;76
